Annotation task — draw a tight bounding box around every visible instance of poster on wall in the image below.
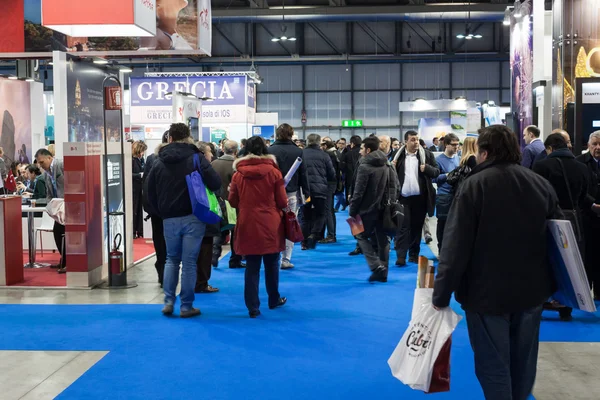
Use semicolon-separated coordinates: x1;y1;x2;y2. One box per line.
510;0;533;145
1;0;212;57
130;76;249;125
104;154;124;262
210;127;229;144
43;91;55;144
418;118;452;148
0;78;32;165
66;58;108;142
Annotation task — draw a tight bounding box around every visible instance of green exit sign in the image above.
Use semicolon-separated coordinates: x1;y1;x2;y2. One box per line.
342;119;363;128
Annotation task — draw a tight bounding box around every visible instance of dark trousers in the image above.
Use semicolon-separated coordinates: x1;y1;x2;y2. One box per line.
244;253;281;312
466;305;543;400
436;218;447;252
435;193;453;252
583;217;600;293
213;230;243;267
334;190;347;210
195;236;213;290
53;221;66;268
302;197;327;238
151;216;166;284
356;225;389;273
394;194;427;260
322;183;337;238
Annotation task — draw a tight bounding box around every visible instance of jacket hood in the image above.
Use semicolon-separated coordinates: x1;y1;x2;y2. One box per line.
158;142;200;164
233;154;278;179
364;149;389;166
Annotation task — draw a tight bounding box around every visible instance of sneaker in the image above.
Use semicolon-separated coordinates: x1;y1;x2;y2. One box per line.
162;304;174;316
180;308;201;318
281;260;295;269
229;262;246;269
368;266;388;283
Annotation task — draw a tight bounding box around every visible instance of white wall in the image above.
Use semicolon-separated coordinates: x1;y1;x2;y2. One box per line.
29;82;45;154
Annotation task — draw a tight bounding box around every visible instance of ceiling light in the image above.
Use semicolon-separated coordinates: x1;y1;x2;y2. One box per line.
503;7;511;26
474;34;482;39
93;59;109;64
455;96;466;100
288;37;297;41
281;36;288;41
8;76;18;80
25;78;35;82
456;34;465;39
414;97;426;102
120;67;133;73
271;37;280;42
514;1;522;18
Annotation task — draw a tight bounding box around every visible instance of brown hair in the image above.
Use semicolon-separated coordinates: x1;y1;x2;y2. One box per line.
276;123;294;141
132;141;148;158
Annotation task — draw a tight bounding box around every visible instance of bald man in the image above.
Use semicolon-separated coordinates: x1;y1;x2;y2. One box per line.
533;129;572;165
378;135;391;156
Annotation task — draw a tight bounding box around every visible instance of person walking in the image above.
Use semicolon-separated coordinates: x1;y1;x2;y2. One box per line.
146;123;222;318
392;131;439;266
301;134;336;249
268;124;310;269
533;133;592;320
143;131;169;287
433;125;563;400
228;136;288;318
350;136;398;283
576;131;600;300
211;139;245;269
433;133;460;252
320;139;340;243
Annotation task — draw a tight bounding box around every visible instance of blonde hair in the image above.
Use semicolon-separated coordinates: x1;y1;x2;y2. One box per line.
460;137;477;166
47;144;55;157
132;141;148;158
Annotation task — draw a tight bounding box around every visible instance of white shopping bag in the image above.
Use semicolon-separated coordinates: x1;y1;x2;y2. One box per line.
46;198;65;226
388;288;462;392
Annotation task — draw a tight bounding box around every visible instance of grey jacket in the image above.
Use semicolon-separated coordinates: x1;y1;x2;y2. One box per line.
211;154;235;199
44;158;65;202
350;150;399;233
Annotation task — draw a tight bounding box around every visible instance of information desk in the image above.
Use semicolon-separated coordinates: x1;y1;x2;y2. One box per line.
0;196;24;285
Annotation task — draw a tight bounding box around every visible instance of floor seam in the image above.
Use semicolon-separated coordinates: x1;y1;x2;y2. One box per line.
17;352;84;400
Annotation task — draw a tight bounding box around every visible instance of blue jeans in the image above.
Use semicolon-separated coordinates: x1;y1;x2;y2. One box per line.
334;191;347;210
466;305;543;400
163;215;206;311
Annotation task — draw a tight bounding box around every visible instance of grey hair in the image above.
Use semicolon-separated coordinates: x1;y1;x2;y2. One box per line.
589;131;600;144
307;134;321;146
223;140;238;155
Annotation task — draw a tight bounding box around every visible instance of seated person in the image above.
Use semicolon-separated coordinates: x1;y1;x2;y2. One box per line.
19;165;47;201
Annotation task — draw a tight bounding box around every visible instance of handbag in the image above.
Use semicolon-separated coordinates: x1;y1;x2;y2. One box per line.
284;208;304;243
186;153;222;224
381;165;404;234
446;164;471;187
556;158;583;242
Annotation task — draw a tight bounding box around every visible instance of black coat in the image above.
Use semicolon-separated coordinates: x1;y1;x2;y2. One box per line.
143;153;158;216
268;139;309;195
394;147;440;217
533;150;592;212
433;161;563;314
340;146;361;194
576;152;600;219
325;148;340;185
303;145;336;199
132;157;145;232
147;143;222;220
349;150;398;234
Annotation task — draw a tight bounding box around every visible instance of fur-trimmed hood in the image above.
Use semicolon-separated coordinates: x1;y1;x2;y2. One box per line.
233;153;279;180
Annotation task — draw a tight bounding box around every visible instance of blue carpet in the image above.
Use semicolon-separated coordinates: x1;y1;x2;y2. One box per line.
1;212;599;399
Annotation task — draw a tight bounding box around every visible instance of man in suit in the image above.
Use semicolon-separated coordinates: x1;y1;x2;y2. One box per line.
35;148;66;273
576;131;600;299
521;125;544;169
429;137;441;152
533;129;572;164
393;130;440;266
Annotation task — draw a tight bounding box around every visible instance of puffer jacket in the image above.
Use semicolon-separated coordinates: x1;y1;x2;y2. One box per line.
349;150;399;234
302;144;335;199
147;142;221;220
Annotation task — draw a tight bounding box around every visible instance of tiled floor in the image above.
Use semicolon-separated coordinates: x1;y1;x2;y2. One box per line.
1;239;599;399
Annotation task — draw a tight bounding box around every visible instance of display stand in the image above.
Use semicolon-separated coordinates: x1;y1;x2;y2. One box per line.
98;76;136;290
0;196;24;285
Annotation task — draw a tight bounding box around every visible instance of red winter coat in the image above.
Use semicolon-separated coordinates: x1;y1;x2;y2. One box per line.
229;154;288;256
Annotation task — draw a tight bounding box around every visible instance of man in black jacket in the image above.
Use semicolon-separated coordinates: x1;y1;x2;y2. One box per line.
320;139;340;243
268;124;310;269
340;135;362;200
392;131;440;266
433;125;562;400
147;123;222;318
350;137;398;283
302;134;336;249
143;130;169;287
576;131;600;299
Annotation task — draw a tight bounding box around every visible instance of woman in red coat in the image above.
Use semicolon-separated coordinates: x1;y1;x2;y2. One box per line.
229;136;289;318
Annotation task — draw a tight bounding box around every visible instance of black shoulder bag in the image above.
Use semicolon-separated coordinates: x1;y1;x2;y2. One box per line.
557;158;583;242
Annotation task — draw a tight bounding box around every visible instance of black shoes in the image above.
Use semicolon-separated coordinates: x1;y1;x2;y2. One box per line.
318;237;336;244
306;236;317;249
408;256;419;264
249;310;261;318
269;297;287;309
368;266;388;283
229;261;246;269
395;259;407;267
349;247;362;256
425;236;433;244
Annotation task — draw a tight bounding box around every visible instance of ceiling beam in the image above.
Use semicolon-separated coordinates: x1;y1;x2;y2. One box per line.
248;0;269;8
214;4;506;22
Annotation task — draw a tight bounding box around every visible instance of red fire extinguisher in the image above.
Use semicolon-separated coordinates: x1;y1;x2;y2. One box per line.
110;233;123;275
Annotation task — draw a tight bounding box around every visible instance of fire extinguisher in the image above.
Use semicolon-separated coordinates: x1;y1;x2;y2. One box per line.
110;233;123;275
